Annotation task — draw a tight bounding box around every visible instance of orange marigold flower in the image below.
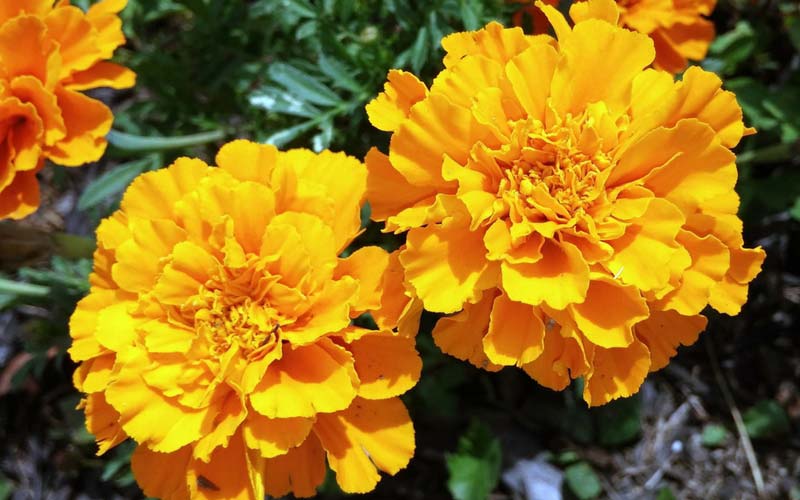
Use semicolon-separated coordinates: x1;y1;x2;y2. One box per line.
512;0;715;73
69;140;422;499
0;0;135;220
365;0;764;406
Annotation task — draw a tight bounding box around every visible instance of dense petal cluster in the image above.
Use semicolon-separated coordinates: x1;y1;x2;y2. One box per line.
365;0;764;406
69;140;421;498
514;0;716;73
0;0;134;220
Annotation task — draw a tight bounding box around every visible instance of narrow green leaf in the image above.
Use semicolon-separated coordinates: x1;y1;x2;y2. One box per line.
318;54;363;94
410;27;429;74
564;462;603;500
264;120;319;148
0;278;50;298
268;62;342;107
108;129;225;152
78;157;154;210
249;86;321;118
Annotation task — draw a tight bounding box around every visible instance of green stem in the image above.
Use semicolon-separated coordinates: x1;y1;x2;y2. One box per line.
108;129;226;152
0;278;50;297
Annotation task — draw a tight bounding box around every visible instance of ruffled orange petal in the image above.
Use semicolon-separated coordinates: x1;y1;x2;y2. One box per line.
314;397;414;494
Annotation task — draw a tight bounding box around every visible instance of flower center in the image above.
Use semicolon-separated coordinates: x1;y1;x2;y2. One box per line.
497;117;611;220
193;288;281;360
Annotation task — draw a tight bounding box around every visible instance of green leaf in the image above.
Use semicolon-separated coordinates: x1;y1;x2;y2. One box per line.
743;400;791;440
0;472;12;500
446;421;502;500
701;424;730;447
0;278;50;298
264;119;320;148
78;157;156;210
249;86;322;118
657;486;677;500
318;54;363;94
708;21;756;75
409;26;429;74
790;197;800;222
564;462;603;500
268;62;342;107
595;394;641;447
108;129;225;152
460;0;481;31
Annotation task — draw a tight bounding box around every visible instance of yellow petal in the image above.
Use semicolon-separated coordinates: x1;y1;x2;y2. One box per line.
314;397;414;494
366;69;428;132
658;231;729;316
121;157;209;219
249;339;357;419
82;392;127;455
365;147;437;222
441;21;532;68
569;276;649;349
432;289;503;372
131;445;192;500
483;292;545;366
505;41;558;121
521;323;590;391
242;412;313;458
262;433;326;499
606;198;684;292
583;339;651;406
501;239;590;309
348;332;422;399
635;310;707;371
569;0;619;25
47;88;112;166
193;393;247;462
66;61;136;90
187;430;260;500
216;139;278;184
549;19;654;116
106;347;214;452
401;224;498;313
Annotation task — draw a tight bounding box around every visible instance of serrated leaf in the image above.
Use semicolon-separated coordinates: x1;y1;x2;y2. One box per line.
78;157;154;210
564;462;602;500
743;400;791;440
268;62;342;107
249;87;321;118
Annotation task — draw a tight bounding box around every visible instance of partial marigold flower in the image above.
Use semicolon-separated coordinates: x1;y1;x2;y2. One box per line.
69;140;422;499
365;0;764;406
0;0;135;220
511;0;716;73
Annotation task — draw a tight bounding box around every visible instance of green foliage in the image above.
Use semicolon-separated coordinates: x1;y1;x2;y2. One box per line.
564;461;603;500
446;420;502;500
116;0;511;153
701;424;731;447
743;400;791;440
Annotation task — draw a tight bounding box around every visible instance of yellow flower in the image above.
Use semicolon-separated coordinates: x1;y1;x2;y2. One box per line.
69;140;421;498
365;0;764;406
514;0;716;73
0;0;135;220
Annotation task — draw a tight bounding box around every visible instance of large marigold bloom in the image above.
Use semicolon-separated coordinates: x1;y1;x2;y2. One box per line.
0;0;134;220
365;0;764;406
69;140;421;499
512;0;715;73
